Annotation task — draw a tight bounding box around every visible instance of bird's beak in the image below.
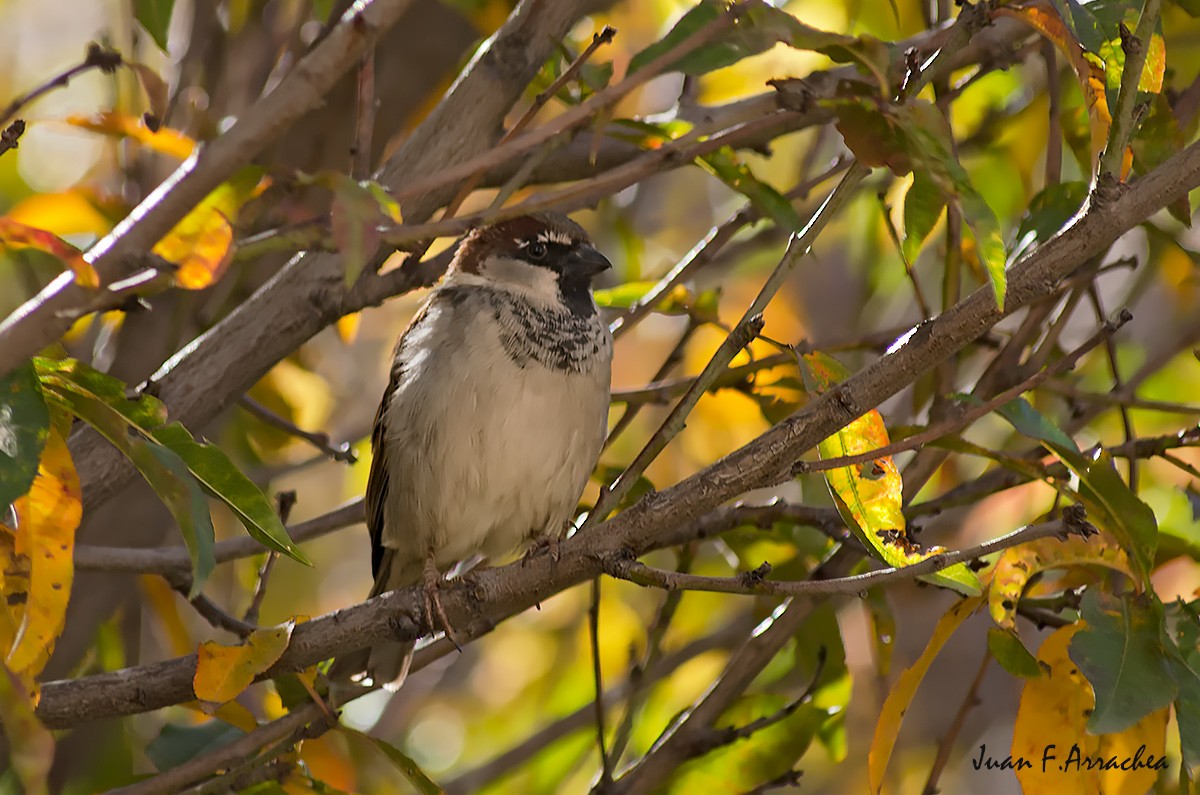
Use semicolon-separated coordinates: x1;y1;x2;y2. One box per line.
571;244;613;279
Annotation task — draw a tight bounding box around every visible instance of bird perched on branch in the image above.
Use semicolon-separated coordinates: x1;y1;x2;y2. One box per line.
331;212;614;689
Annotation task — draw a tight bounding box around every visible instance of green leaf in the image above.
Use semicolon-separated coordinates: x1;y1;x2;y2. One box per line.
700;147;804;232
34;358;304;570
1010;181;1089;263
152;424;310;566
901;172;945;263
988;627;1043;679
341;728;441;795
143;443;215;593
146;722;245;772
996;397;1158;581
1069;591;1178;734
1166;599;1200;772
629;0;880;81
329;175;386;287
133;0;176;52
0;362;50;512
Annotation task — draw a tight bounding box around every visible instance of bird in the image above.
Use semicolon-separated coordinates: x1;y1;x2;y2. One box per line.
331;211;614;690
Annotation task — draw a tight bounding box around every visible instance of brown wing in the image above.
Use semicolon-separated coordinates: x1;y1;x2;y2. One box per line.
365;290;455;581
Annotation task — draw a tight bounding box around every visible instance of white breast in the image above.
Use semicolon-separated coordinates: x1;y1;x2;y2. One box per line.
380;285;612;572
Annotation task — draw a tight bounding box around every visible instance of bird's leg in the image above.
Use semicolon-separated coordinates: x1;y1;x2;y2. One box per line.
421;553;462;652
522;522;567;564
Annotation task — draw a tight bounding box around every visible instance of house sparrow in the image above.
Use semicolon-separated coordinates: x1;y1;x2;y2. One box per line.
333;212;613;689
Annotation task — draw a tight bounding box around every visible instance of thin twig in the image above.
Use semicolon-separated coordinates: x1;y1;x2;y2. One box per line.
1098;0;1161;181
74;499;364;574
796;311;1130;476
1086;286;1137;488
585;161;870;532
239;395;357;463
0;120;26;159
876;191;932;318
590;577;612;786
0;42;123;127
109;702;332;795
603;518;1086;598
605;320;698;450
1043;380;1200;415
244;491;295;625
442;25;617;218
166;574;259;639
352;50;377;179
922;651;990;794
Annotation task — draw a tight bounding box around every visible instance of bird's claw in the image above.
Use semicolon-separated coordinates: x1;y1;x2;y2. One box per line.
422;556;462;653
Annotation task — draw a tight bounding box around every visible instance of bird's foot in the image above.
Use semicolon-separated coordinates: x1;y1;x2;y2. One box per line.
522;533;561;565
422;556;462;653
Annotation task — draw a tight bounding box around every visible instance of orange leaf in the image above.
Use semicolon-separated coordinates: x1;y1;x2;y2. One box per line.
868;596;983;793
7;428;81;677
64;111;195;160
138;575;194;658
995;2;1111;169
0;219;99;288
335;312;362;345
193;620;294;711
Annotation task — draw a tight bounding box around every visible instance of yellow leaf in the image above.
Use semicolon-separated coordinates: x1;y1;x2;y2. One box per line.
6;190;113;237
803;352;980;595
158;208;235;289
138;575;194;658
988;535;1131;631
300;733;358;792
0;525;27;663
153;169;269;289
868;596;982;793
0;663;54;795
64;111;195;160
193;620;295;710
336;312;362;345
181;698;260;732
0;218;99;288
1013;624;1100;794
1097;706;1168;795
7;428;81;677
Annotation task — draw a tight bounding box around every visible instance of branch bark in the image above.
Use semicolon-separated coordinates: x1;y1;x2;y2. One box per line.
35;129;1200;729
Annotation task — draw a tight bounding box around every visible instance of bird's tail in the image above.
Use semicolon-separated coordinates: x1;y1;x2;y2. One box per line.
327;550;419;693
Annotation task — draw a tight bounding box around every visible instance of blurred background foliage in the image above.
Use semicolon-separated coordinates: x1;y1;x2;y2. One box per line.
0;0;1199;792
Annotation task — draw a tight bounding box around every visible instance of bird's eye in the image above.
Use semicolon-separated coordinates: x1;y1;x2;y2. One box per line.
527;241;548;259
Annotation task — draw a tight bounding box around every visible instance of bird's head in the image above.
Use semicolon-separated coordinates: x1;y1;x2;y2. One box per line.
451;212;612;314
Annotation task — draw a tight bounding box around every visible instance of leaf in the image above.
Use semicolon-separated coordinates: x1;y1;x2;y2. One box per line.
328;174;386;287
1070;591;1178;734
152;424;311;565
134;0;177;51
146;721;246;772
901;172;945;262
37;358;306;566
154;167;267;289
193;620;295;710
7;427;80;677
988;534;1130;631
341;727;443;795
868;596;982;794
988;627;1043;679
1010;181;1089;264
1012;623;1101;793
700;148;804;231
0;363;49;512
802;352;981;596
5;189;114;238
1166;601;1200;772
1097;706;1169;795
0;218;99;288
0;663;54;795
37;364;215;593
629;0;885;87
895;102;1007;308
128;62;170;128
995;1;1112;170
996;398;1158;581
65;111;195;159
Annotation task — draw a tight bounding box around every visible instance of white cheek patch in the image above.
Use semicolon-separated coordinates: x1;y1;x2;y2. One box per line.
481;256;562;302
